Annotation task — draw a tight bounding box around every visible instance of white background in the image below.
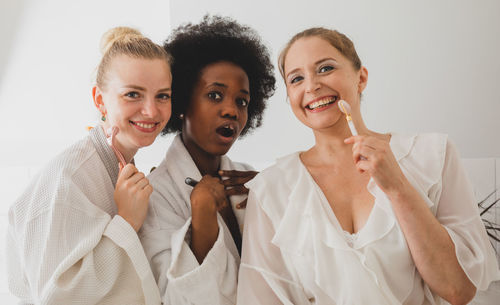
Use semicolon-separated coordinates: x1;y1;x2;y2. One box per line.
169;0;500;163
1;0;499;303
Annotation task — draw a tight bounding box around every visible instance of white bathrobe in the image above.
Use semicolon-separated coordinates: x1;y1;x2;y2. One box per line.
7;126;161;305
140;134;251;305
238;133;500;305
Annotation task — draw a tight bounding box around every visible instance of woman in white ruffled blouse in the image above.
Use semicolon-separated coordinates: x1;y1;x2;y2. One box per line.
237;27;499;305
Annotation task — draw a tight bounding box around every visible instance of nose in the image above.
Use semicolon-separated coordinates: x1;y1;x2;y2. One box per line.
220;99;238;120
141;96;159;118
305;74;321;93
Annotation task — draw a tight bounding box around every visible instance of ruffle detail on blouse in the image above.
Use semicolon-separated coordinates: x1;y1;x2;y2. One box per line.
392;133;448;211
269;153;412;304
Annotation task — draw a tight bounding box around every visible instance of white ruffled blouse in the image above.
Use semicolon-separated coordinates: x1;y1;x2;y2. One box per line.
237;133;499;305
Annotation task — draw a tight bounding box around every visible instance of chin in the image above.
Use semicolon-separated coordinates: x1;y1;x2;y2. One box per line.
133;138;156;149
307;118;340;130
208;144;232;157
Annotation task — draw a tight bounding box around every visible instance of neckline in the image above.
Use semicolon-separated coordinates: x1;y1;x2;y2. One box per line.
295;152;376;242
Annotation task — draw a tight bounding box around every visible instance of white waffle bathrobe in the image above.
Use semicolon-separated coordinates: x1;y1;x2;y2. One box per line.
6;126;161;305
140;134;251;305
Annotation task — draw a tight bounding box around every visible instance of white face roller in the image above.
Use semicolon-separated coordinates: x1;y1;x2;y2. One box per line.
337;100;358;136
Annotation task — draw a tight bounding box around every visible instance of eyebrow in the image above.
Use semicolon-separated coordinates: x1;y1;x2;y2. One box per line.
208;82;250;95
285;57;338;79
123;85;171;92
123;85;146;91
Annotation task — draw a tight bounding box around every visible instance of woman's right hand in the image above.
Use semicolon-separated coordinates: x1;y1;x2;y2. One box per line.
189;175;227;263
190;175;227;225
114;164;153;232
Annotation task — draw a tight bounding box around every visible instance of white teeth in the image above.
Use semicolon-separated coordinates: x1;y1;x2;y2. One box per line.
308;96;337;110
135;122;155;128
224;125;234;131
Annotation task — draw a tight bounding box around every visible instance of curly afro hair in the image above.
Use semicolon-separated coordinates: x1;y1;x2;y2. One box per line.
162;15;276;137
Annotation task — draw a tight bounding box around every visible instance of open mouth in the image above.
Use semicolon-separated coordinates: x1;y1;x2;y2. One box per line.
306;96;338;110
216;124;236;138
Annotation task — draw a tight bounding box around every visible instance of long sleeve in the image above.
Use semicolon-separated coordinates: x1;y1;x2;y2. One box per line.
140;190;239;305
7;175;160;305
237;190;311;305
434;140;500;289
6;221;31;305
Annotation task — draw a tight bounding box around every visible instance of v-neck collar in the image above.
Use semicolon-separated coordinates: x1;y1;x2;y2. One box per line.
163;134;247;233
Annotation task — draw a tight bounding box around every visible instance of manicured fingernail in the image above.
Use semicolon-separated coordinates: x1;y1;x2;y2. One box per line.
236;204;241;209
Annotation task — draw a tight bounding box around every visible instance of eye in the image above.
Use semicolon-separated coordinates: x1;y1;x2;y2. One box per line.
208;91;223;101
319;65;334;73
157;93;171;102
290;75;303;84
237;98;249;107
125;91;140;98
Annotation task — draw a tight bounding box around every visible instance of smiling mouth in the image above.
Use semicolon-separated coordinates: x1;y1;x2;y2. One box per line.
130;121;158;128
216;125;236;138
306;96;338;110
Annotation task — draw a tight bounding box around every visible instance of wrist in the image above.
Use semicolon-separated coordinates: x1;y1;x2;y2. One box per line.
385;177;416;203
191;196;218;218
191;210;219;232
118;212;141;232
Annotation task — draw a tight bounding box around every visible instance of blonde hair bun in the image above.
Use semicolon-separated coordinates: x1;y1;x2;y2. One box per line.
96;26;171;88
100;26;143;55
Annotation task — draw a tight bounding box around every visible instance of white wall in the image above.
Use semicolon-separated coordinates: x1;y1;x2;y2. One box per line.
170;0;500;164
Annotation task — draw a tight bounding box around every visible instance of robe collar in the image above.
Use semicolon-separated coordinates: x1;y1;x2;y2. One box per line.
89;126;120;187
163;134;247;232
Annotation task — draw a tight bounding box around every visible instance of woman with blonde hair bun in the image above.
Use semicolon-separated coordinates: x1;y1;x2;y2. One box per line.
7;26;172;304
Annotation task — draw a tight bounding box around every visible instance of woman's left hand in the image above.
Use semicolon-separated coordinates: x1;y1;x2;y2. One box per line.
219;169;259;209
344;135;409;195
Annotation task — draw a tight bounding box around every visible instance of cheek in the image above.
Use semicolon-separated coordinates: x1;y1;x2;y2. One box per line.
241;108;249;125
185;113;206;134
286;86;297;99
105;103;126;124
287;86;303;106
288;94;304;116
290;104;306;123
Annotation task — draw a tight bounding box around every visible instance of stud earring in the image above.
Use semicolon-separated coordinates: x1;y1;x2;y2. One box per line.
100;108;107;122
179;113;184;119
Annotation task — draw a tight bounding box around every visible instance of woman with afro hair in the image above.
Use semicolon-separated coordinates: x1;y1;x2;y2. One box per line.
140;15;275;304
